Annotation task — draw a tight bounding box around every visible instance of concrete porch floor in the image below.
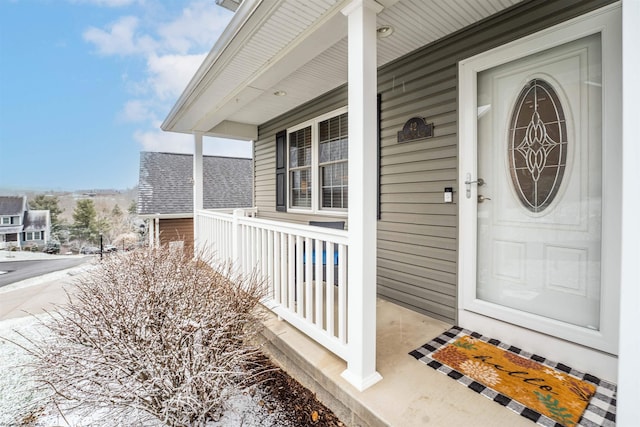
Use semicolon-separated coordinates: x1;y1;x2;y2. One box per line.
260;298;535;427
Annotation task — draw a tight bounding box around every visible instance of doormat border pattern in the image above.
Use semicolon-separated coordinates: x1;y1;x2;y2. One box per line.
409;326;616;427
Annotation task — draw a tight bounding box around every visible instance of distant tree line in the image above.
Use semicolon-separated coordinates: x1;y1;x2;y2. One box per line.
29;195;142;251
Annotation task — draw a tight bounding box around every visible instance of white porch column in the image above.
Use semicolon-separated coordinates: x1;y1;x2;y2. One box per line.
148;218;154;248
617;1;640;424
193;132;204;251
341;0;383;391
154;217;160;248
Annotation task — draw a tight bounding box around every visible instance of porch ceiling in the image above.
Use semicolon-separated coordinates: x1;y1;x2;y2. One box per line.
162;0;522;139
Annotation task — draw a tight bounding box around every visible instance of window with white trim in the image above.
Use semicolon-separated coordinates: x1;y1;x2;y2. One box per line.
25;231;42;241
1;217;10;225
287;108;348;212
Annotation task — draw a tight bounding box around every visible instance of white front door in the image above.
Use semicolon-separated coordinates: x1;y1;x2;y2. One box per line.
458;6;621;358
477;33;602;330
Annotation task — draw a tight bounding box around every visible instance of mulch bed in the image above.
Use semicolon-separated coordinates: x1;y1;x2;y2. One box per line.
249;354;345;427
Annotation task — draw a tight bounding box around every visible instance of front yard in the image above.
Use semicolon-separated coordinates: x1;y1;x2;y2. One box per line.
0;248;342;426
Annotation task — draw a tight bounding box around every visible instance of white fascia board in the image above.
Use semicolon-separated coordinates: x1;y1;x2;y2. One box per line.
166;1;351;136
193;10;348;134
161;0;265;133
138;213;194;220
208;120;258;140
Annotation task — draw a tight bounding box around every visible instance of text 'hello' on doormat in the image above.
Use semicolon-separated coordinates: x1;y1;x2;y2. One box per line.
410;327;617;427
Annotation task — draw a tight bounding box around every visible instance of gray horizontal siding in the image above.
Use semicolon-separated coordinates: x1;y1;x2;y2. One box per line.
375;0;614;324
255;0;614;324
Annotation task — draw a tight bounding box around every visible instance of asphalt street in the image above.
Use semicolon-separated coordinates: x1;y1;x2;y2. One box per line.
0;257;90;288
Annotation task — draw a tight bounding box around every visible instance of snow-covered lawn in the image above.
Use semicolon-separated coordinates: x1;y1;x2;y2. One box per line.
0;315;280;427
0;315;47;426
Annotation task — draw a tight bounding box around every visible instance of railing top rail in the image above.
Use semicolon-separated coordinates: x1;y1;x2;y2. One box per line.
197;209;234;221
237;216;348;244
196;209;348;244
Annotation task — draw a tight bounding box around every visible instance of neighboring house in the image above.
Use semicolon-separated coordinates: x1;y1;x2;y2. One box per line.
161;0;638;422
137;151;252;250
0;196;51;250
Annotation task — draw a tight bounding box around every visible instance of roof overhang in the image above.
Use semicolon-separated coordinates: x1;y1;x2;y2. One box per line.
162;0;522;140
139;213;194;220
0;226;23;234
140;208;238;220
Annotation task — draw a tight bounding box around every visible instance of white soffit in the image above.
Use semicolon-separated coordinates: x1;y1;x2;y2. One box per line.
166;0;522;136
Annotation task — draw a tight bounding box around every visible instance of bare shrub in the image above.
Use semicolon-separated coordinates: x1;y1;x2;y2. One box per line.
19;247;267;426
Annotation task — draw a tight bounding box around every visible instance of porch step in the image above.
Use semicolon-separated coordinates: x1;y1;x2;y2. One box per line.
259;311;389;427
257;299;537;427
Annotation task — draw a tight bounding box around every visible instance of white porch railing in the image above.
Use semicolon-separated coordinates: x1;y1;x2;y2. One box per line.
196;208;350;360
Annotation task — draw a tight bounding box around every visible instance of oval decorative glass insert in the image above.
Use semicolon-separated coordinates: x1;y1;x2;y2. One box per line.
508;79;568;212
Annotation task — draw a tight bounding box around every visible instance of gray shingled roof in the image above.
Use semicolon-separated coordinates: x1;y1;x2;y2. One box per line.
23;210;49;231
0;196;26;216
137;152;253;215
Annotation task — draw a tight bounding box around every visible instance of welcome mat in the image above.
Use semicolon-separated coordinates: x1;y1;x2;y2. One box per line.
409;327;617;427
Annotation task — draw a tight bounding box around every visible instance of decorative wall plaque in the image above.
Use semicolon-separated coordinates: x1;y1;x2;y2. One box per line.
397;117;434;143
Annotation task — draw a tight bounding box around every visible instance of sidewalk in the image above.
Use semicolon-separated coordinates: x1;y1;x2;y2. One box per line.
0;250;82;262
0;257;94;321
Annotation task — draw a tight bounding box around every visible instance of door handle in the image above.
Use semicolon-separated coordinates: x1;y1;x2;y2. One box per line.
477;195;491;203
464;173;485;198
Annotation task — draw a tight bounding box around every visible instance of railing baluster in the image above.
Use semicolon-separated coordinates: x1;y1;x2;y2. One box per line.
338;243;347;344
242;224;249;277
273;231;280;304
263;229;269;285
295;235;303;316
314;237;323;328
288;233;295;310
326;240;335;338
304;236;313;321
281;232;287;307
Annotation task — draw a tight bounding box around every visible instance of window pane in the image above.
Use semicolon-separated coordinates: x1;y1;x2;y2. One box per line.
291;168;311;208
320;141;329;163
319;120;328;142
321;161;348;209
289;126;311;168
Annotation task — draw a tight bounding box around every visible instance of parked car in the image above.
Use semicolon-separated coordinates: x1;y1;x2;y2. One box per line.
80;246;101;255
42;242;61;254
103;245;118;253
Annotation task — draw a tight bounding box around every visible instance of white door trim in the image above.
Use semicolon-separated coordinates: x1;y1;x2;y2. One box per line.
458;4;621;379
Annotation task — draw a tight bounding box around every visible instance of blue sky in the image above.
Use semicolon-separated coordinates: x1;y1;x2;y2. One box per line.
0;0;252;191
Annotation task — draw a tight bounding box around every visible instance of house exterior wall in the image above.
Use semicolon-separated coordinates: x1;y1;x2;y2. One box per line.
254;0;615;324
21;231;47;247
159;218;194;251
255;85;349;226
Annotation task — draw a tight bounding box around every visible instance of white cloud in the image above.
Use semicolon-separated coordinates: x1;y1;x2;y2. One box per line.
83;16;156;56
157;1;231;54
70;0;141;6
82;1;241;158
119;99;156;123
135;130;253;158
146;53;206;100
135;129;194;154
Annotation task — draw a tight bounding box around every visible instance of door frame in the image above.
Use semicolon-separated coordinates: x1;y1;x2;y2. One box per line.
457;4;621;377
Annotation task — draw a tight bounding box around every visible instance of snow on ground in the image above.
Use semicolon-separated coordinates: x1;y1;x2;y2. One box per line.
0;316;280;427
0;315;49;426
